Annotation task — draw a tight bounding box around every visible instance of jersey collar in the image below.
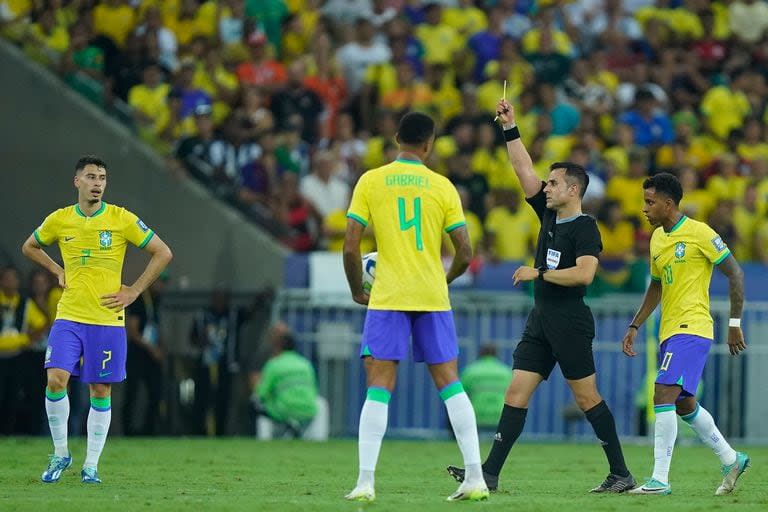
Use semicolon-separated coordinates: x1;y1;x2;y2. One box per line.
75;201;107;218
666;214;687;234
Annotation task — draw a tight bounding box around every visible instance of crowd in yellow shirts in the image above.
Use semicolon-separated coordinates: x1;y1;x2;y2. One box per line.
2;0;768;270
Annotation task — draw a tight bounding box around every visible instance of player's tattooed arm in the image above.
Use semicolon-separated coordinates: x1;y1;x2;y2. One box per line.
717;254;746;355
446;225;472;284
343;218;369;305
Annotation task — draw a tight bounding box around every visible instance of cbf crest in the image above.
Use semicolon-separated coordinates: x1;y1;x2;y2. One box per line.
99;230;112;249
674;242;686;259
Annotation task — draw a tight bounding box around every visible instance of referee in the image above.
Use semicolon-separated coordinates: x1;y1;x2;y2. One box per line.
448;98;635;493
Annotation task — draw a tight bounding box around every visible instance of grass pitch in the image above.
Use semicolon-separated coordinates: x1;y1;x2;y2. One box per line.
0;438;765;511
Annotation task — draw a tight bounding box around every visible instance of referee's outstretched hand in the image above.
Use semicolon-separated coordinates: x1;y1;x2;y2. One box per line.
622;328;637;357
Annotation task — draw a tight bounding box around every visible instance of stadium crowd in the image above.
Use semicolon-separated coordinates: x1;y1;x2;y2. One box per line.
3;0;768;289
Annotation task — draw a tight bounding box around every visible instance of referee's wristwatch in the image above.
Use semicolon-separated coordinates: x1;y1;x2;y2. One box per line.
537;267;548;281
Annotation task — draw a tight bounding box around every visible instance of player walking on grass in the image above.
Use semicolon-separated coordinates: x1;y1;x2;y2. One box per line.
342;112;488;502
21;156;172;484
623;172;750;496
448;99;635;493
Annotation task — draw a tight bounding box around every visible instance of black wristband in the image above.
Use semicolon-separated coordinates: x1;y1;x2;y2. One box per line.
503;126;520;142
538;267;547;281
629;324;639;330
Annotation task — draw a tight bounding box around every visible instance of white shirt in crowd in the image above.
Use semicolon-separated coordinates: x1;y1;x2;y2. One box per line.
300;173;350;218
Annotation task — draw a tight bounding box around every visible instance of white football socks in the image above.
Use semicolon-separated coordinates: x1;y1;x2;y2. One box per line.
45;389;69;457
84;397;112;469
441;383;483;487
652;406;677;484
682;403;737;466
355;388;390;488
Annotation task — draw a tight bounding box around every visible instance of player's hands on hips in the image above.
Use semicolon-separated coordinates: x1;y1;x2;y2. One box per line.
352;292;369;306
496;99;516;127
55;269;66;288
622;328;638;357
727;326;747;355
512;266;537;285
101;285;139;310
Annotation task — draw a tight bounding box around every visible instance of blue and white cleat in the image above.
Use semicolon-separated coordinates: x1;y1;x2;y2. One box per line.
41;453;72;483
716;451;750;495
81;467;102;484
628;478;671;495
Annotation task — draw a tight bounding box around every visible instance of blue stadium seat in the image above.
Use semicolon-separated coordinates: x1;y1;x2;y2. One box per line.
284;253;309;288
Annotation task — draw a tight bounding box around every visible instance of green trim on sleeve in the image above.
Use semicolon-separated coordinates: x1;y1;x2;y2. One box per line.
346;213;368;227
654;404;676;413
138;230;155;249
650;275;661;282
714;250;731;265
33;230;47;247
445;221;466;233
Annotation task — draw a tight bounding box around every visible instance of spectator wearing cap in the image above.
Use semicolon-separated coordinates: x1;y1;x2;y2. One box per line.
299;150;350;219
236;31;287;92
270;59;325;145
617;88;674;148
128;60;171;147
174;104;231;185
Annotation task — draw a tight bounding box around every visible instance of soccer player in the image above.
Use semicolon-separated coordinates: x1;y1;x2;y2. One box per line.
623;172;750;495
342;112;488;502
21;156;173;484
448;99;635;493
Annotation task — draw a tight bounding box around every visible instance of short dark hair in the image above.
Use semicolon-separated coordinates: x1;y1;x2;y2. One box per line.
397;112;435;145
282;333;296;351
550;161;589;198
643;172;683;205
75;155;108;173
479;344;498;357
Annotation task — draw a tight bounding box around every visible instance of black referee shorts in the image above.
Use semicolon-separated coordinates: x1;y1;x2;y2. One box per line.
513;302;596;381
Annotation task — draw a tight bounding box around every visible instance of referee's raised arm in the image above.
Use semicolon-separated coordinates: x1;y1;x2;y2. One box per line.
495;99;541;198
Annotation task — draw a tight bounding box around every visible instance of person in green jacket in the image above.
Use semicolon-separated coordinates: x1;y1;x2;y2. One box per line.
254;322;318;438
461;345;512;430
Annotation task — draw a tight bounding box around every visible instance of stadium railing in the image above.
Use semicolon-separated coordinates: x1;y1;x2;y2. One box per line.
271;290;768;443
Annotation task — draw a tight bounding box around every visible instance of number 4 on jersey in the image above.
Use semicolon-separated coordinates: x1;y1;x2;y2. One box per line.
398;197;423;251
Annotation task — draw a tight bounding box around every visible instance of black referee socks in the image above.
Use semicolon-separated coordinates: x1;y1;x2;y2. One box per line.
585;400;630;477
482;404;527;477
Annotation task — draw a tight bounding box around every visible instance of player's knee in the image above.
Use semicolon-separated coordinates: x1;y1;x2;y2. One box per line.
46;372;68;392
89;383;111;398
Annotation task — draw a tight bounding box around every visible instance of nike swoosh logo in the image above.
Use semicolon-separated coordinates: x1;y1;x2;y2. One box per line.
652;255;659;261
64;236;75;242
98;371;112;377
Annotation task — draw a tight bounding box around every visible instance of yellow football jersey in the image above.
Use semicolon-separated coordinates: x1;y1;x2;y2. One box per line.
347;159;465;311
649;216;730;342
33;202;155;327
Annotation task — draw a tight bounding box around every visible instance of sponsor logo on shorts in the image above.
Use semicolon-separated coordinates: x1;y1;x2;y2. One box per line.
98;371;112;378
45;346;52;363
